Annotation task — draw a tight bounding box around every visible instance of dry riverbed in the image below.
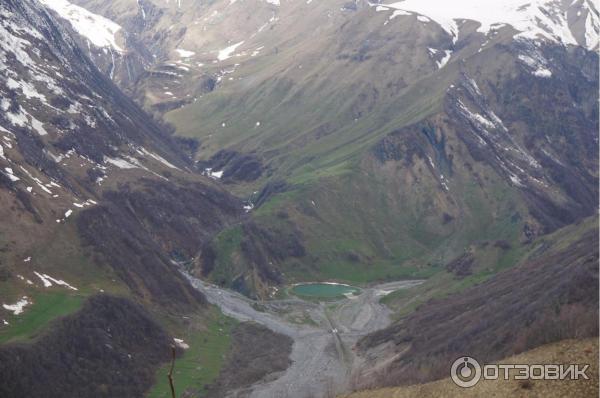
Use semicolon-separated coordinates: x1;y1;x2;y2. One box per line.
186;275;423;398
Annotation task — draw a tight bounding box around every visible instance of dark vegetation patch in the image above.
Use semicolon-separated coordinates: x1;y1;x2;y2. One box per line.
445;252;474;278
372;122;451;175
441;212;454;224
199;219;305;293
198;243;217;277
0;264;11;282
15;130;68;189
254;180;288;208
0;295;173;398
198;149;264;182
77;179;241;308
151;97;193;113
173;136;201;159
204;322;293;398
357;228;599;388
239;221;306;284
0;171;43;223
86;167;105;183
493;240;511;250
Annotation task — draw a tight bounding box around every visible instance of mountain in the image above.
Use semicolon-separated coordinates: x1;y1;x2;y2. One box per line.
0;0;598;396
58;0;599;296
0;0;248;396
0;0;245;307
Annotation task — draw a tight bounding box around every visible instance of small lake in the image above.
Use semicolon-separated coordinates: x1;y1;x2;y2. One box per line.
291;283;361;299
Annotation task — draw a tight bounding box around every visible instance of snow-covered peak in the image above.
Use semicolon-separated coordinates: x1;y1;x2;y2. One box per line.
38;0;124;52
378;0;599;50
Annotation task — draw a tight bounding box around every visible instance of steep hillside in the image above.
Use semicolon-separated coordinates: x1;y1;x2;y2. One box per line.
0;1;251;395
342;338;599;398
0;0;243;310
353;218;598;389
0;295;175;398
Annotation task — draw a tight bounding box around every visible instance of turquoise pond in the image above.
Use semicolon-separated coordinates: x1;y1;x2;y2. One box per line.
290;283;361;299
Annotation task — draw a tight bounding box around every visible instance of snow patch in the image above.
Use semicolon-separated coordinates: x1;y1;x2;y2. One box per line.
518;46;553;78
584;7;599;49
217;41;244;61
437;50;452;68
509;174;524;187
173;338;190;349
175;48;195;58
39;0;123;51
2;297;30;315
34;271;78;290
139;148;180;170
3;167;19;182
203;168;224;179
104;156;138;169
6;77;47;103
380;0;590;47
457;99;497;130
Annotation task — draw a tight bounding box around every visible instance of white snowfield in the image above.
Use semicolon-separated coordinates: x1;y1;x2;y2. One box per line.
378;0;599;49
38;0;124;51
2;297;30;315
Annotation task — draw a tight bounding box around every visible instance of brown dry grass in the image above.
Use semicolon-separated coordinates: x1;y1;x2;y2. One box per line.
342;338;599;398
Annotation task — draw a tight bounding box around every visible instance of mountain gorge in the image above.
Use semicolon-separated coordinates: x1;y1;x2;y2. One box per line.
0;0;598;397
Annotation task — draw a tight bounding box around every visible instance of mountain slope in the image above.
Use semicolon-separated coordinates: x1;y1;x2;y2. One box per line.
0;0;243;309
160;0;598;295
0;1;248;395
353;217;598;388
49;0;597;301
343;338;599;398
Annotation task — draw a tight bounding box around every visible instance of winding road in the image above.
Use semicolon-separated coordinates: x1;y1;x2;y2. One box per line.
185;275;423;398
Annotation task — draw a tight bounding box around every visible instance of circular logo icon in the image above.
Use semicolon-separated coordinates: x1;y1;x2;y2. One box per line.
450;356;482;388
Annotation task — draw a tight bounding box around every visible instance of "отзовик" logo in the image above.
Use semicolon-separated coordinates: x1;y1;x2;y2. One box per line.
450;356;590;388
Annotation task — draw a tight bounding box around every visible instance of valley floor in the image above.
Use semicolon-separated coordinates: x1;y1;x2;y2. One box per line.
186;274;422;398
